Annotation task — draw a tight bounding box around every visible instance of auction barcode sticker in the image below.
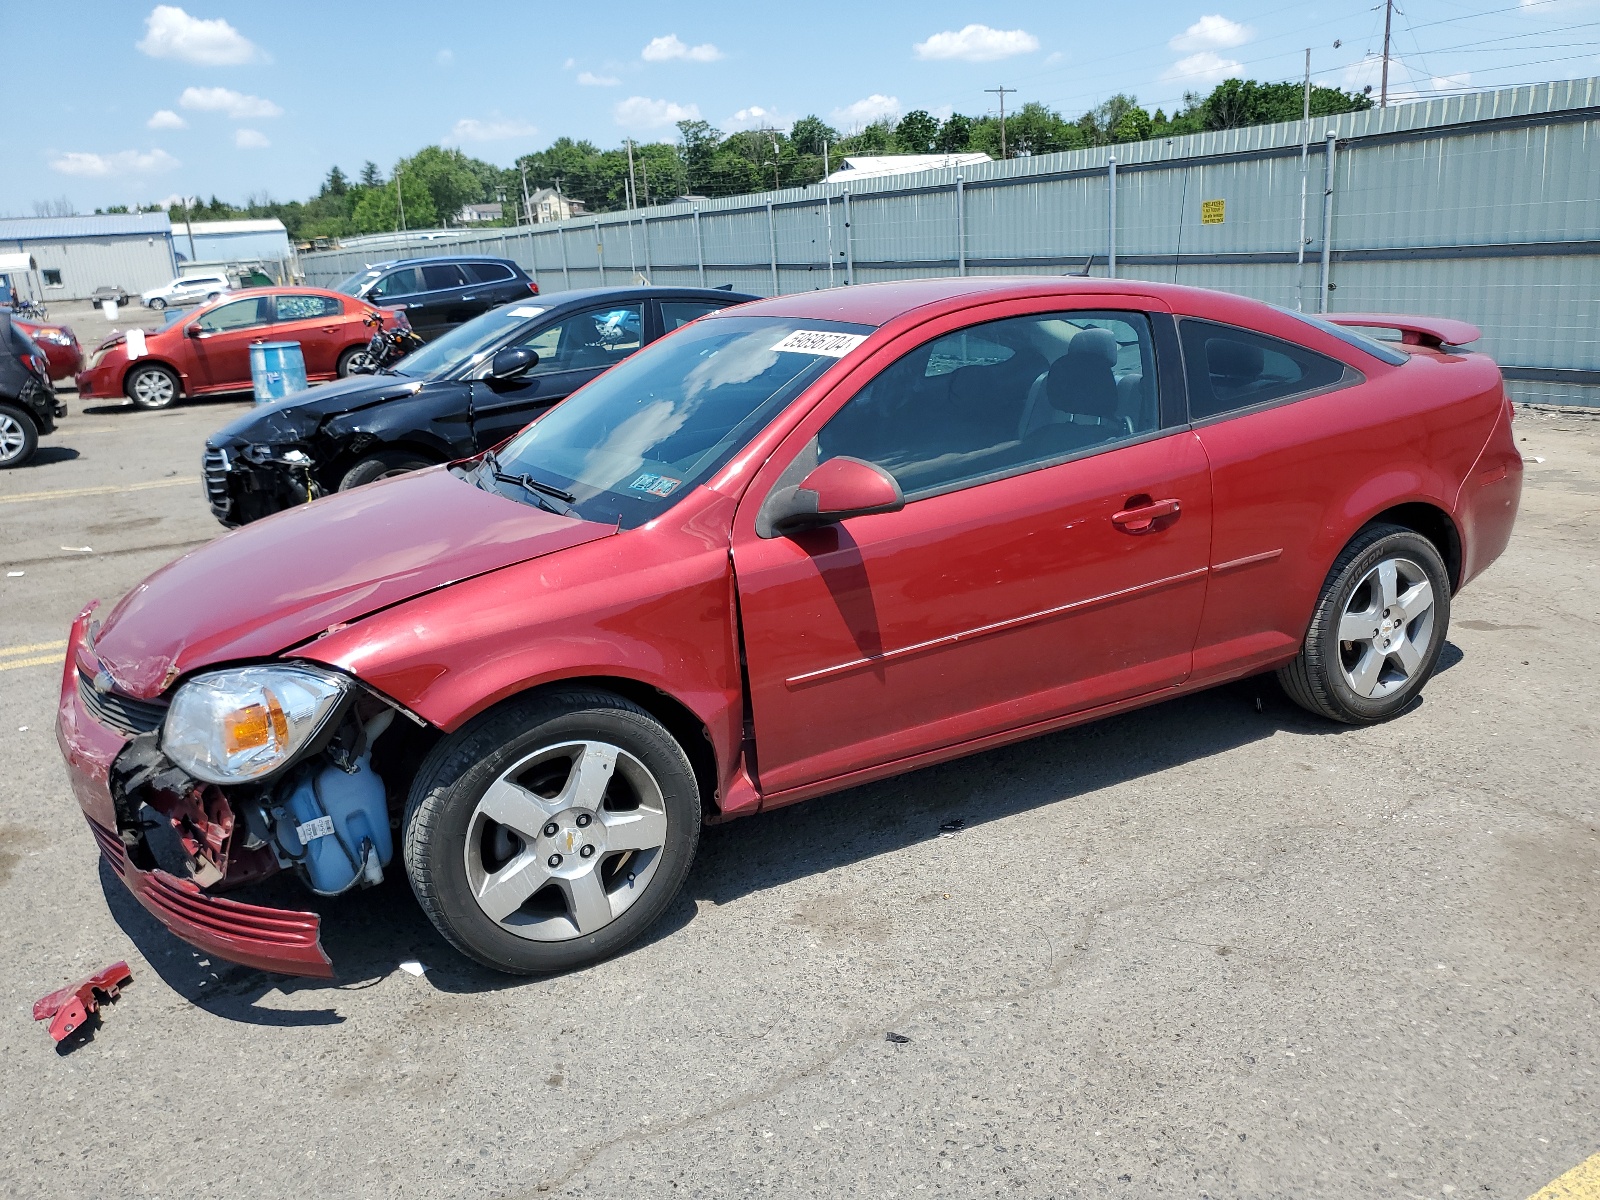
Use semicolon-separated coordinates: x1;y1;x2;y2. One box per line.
771;330;868;357
296;815;335;843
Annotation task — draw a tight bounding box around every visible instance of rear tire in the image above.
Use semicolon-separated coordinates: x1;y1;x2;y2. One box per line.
403;689;702;975
336;346;371;377
1277;523;1452;724
338;451;432;490
149;297;166;310
125;362;180;409
0;404;39;468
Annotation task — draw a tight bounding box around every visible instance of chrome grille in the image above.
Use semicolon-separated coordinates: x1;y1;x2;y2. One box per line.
202;446;231;521
78;670;168;738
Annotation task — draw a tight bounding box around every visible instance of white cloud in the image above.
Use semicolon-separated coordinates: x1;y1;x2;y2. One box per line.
147;109;187;129
445;117;539;143
1169;14;1252;52
578;71;620;86
152;191;190;209
724;104;793;130
614;95;701;128
832;94;900;127
913;24;1039;62
180;86;282;119
137;5;259;65
436;49;454;67
49;148;180;177
1432;71;1471;91
1162;51;1245;85
563;56;576;69
641;34;723;63
234;128;270;149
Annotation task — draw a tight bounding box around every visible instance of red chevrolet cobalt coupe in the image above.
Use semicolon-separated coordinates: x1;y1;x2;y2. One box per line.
57;278;1521;977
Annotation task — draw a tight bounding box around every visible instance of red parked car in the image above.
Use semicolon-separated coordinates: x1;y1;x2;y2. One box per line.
74;286;401;409
57;278;1521;978
12;318;83;381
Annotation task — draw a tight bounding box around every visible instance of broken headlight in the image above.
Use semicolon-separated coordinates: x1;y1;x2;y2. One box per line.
242;444;313;466
161;664;351;784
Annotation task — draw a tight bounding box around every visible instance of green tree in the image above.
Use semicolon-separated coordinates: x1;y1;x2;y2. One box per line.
1112;106;1153;143
399;146;490;225
321;166;349;197
936;113;975;152
351;171;436;234
894;110;940;153
789;115;838;157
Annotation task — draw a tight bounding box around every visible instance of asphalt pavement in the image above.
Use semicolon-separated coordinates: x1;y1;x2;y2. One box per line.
1;388;1596;1199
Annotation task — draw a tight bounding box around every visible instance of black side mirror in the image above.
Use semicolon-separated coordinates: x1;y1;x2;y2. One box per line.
488;346;539;380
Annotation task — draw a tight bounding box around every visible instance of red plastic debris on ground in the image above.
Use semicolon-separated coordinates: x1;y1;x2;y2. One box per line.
33;961;133;1042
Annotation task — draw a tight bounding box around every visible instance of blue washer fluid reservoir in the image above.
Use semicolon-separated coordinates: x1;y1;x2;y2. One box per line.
274;751;393;895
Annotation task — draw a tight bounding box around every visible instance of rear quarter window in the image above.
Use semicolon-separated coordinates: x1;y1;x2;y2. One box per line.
1179;319;1352;421
466;262;515;283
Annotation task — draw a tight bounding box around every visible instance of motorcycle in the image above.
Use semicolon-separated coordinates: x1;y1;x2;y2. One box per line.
351;308;424;374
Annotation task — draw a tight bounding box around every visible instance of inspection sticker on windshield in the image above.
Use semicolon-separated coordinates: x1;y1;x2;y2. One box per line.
771;329;868;357
629;472;682;497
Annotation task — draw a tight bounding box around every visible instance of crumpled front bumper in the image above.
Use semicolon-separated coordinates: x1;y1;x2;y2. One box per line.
56;606;333;978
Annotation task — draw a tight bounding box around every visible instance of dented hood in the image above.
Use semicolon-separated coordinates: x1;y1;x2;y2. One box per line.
92;467;614;699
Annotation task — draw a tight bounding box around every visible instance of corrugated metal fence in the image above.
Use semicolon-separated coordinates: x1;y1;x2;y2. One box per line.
303;77;1600;407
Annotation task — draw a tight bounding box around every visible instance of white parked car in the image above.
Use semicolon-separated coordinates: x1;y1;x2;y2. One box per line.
141;273;231;310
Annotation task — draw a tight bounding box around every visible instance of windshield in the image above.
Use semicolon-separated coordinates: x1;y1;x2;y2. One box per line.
332;268;383;297
392;302;548;380
472;315;875;529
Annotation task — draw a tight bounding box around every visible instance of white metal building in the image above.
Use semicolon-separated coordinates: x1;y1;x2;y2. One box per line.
0;213;178;301
173;218;292;265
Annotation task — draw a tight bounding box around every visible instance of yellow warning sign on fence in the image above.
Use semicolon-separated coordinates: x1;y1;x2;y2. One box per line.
1201;199;1226;224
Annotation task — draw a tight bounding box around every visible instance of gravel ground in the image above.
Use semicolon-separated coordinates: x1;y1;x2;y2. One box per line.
0;394;1595;1199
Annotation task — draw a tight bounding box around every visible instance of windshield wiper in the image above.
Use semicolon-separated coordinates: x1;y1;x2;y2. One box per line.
482;449;575;514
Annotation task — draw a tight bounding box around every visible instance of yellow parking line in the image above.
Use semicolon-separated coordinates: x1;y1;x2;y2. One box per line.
0;476;198;505
1530;1153;1600;1200
0;653;63;672
0;640;67;658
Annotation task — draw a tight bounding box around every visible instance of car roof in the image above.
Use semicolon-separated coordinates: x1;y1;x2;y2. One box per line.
529;285;759;312
375;255;523;269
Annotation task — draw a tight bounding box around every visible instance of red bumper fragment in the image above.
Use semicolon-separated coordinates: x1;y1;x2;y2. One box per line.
34;961;132;1042
87;820;334;978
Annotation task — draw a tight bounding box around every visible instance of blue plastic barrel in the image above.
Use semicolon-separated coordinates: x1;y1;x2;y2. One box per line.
250;341;309;405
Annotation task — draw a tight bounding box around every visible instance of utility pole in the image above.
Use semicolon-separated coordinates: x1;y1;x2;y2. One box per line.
822;138;830;180
640;161;649;207
182;195;197;262
1297;48;1312;311
626;140;638;210
520;162;534;225
768;130;781;191
1380;0;1394;108
985;85;1017;158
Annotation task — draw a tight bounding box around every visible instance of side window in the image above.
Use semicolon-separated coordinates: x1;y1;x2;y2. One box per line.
42;268;63;287
661;300;727;331
1179;319;1349;420
196;296;271;333
465;262;514;283
421;263;468;290
273;293;342;321
509;304;644;375
368;268;420;300
818;310;1159;498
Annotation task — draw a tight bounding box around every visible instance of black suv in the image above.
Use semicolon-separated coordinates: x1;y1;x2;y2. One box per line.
330;256;538;340
202;285;757;524
0;312;64;468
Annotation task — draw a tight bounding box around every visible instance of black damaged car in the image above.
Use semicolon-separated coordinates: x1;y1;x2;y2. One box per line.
202;285;756;525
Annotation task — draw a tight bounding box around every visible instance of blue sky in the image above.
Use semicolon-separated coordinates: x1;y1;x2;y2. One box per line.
3;0;1598;214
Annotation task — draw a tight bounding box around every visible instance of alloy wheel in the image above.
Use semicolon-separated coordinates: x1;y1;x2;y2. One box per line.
1337;557;1436;699
0;411;27;463
131;370;175;407
462;740;669;941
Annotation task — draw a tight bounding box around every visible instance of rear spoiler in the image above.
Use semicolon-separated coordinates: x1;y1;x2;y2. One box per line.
1325;312;1481;350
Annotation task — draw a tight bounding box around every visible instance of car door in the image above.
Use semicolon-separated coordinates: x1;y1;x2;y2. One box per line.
465;261;526;310
417;262;475;330
269;292;347;378
187;295;275;390
366;267;430;335
730;301;1213;796
469;301;646;450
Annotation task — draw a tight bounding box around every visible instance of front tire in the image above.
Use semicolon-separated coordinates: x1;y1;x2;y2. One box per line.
148;297;167;310
336;346;372;377
0;404;39;468
125;362;180;409
1277;523;1452;724
338;450;431;490
403;690;702;974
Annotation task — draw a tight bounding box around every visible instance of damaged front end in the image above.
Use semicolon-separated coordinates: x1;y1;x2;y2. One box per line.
60;609;420;977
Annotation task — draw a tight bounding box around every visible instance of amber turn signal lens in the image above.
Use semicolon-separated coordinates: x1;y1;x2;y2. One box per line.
222;696;288;755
